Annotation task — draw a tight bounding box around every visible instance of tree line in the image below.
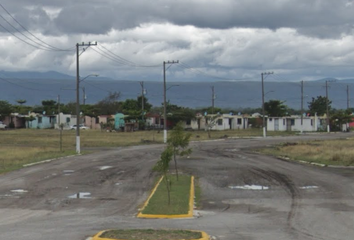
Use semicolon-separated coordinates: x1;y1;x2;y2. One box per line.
0;93;353;131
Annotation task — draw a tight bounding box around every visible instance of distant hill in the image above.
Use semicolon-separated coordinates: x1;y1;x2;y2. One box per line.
0;70;353;110
0;70;74;80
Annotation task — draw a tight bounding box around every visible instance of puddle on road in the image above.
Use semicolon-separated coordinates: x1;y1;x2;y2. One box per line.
99;166;112;170
226;149;240;152
0;194;20;199
229;185;269;190
299;186;318;189
63;170;75;176
11;189;28;193
68;192;92;199
115;183;122;186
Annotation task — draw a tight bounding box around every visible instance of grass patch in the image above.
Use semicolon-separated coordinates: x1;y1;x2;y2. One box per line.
99;229;202;240
191;128;295;141
0;128;295;175
141;174;191;215
259;138;354;166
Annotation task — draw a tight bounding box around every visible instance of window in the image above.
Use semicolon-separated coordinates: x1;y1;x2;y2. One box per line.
291;119;295;126
283;119;286;125
38;117;42;124
269;118;273;122
237;118;242;125
186;119;191;125
66;117;70;123
217;119;223;125
311;119;313;126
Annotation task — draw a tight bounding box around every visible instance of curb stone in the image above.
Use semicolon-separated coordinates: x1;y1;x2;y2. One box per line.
278;156;354;169
23;155;77;167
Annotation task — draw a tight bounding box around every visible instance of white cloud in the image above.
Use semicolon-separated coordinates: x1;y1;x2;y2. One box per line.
0;1;353;82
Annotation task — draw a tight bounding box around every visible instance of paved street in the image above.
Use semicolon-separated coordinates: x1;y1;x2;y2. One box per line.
0;133;353;240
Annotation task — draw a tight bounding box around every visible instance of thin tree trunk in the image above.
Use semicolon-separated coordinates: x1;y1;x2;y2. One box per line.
164;174;171;205
173;150;179;181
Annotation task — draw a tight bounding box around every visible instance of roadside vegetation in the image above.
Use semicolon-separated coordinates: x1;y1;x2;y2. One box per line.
259;138;354;166
0;128;294;174
99;229;202;240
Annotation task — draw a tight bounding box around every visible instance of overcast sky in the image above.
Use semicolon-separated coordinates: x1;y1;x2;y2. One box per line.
0;0;353;82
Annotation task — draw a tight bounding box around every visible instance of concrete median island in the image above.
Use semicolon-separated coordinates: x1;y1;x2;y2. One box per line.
137;174;195;218
92;229;209;240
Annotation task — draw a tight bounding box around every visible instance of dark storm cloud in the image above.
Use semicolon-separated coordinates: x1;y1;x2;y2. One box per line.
1;0;354;38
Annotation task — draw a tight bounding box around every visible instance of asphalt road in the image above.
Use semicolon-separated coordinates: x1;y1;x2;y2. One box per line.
0;132;353;240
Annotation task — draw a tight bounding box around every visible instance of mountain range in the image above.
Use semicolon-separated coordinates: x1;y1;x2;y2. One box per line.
1;70;354;110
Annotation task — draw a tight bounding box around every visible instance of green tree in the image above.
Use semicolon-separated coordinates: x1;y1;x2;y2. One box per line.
330;109;353;131
0;100;13;120
166;102;195;125
81;104;99;117
95;91;121;115
308;96;331;116
153;146;173;204
41;100;57;114
264;100;288;117
137;96;152;113
167;122;192;180
62;101;76;115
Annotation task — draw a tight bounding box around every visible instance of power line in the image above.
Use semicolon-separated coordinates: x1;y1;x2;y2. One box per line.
0;76;56;91
0;3;73;51
99;44;160;68
91;44;160;68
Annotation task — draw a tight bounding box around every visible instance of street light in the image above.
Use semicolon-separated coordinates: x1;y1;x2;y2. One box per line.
75;74;98;154
167;84;179;91
163;60;179;143
75;41;97;154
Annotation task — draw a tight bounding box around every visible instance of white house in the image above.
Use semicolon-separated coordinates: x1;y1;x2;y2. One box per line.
267;115;327;132
184;114;249;131
55;113;76;129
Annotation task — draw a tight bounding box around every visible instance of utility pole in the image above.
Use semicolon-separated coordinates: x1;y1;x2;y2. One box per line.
140;81;145;122
211;86;215;114
325;80;330;133
76;41;97;154
58;95;62;152
163;60;179;143
82;87;86;105
347;85;350;109
301;80;304;134
261;72;273;137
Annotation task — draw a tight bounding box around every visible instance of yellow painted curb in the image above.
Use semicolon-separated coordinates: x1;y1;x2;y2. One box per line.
92;230;210;240
137;175;195;219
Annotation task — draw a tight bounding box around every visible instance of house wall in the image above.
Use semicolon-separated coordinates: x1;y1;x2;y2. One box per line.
55;113;76;129
84;116;100;129
267;116;325;132
3;115;26;128
28;116;56;129
267;117;288;131
183;115;248;131
114;113;125;130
